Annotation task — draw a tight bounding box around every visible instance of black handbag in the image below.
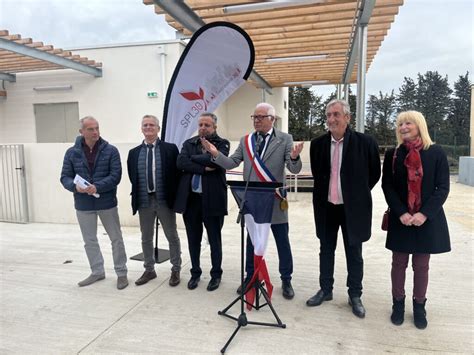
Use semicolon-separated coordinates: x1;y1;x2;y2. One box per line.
381;209;390;231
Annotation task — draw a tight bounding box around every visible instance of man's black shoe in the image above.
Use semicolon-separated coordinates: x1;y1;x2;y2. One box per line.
306;290;333;307
187;277;200;290
236;279;251;294
169;270;180;287
282;280;295;300
135;270;157;286
349;296;366;318
207;278;221;291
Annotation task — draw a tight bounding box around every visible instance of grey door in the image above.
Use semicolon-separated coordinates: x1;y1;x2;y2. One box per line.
34;102;79;143
0;144;28;223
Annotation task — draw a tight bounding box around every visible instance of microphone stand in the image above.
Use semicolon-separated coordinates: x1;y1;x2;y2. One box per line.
218;134;285;354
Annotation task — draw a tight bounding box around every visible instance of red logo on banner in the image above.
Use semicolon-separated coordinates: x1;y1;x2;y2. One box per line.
180;87;208;110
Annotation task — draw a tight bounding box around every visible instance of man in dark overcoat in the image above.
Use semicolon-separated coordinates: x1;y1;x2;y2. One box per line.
307;99;381;318
174;112;230;292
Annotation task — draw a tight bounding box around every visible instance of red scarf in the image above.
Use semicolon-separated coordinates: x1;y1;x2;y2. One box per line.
403;138;424;214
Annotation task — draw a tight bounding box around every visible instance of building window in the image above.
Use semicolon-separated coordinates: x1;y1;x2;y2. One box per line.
34;102;79;143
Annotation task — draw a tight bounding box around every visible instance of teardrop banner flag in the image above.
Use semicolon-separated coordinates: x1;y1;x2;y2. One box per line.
161;21;255;149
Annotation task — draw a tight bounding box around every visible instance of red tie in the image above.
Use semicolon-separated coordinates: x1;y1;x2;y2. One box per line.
330;140;341;203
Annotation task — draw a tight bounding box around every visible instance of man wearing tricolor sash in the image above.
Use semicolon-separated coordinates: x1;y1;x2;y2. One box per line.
202;103;303;300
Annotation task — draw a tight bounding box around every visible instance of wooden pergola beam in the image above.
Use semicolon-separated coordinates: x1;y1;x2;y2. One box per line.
0;30;102;76
145;0;403;88
167;6;399;32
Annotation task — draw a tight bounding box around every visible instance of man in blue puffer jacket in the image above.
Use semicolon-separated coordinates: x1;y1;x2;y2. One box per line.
60;116;128;290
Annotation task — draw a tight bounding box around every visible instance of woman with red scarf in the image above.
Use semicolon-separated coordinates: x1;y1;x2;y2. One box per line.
382;111;450;329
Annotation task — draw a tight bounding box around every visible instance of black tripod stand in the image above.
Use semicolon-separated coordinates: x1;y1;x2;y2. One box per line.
218;180;286;354
130;218;170;263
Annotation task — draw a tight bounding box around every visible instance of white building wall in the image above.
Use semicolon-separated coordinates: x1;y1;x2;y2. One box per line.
0;41;290;225
0;41;288;144
220;83;289;141
22;140;309;227
0;41;186;144
23;143;144;227
0;98;5;133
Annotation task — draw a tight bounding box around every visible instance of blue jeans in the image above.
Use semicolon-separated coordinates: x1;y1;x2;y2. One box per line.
245;222;293;281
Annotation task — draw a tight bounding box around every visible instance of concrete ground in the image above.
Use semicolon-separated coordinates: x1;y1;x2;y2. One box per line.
1;177;472;354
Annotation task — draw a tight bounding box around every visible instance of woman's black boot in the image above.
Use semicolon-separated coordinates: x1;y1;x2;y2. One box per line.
391;296;405;325
413;298;428;329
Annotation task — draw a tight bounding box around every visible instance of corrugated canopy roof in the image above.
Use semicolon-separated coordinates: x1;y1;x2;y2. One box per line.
0;30;102;81
144;0;403;88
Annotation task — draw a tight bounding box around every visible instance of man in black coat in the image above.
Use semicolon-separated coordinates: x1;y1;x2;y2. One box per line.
174;112;230;292
127;115;182;287
307;99;381;318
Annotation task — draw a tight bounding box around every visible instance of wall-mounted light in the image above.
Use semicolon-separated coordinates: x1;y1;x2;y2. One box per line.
33;85;72;91
266;54;328;63
223;0;325;14
284;80;329;87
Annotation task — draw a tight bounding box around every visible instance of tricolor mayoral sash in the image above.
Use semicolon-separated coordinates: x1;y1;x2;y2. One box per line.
243;132;275;309
244;132;276;183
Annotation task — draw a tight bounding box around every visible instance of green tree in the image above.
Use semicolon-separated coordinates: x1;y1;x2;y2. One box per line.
308;93;325;139
289;87;309;140
416;71;452;143
397;77;417;112
288;87;324;140
366;95;378;136
447;72;471;145
347;87;357;131
366;91;397;146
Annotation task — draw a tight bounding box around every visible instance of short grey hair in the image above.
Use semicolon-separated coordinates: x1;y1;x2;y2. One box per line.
326;99;351;116
200;112;218;124
142;114;160;127
79;116;98;129
255;102;276;117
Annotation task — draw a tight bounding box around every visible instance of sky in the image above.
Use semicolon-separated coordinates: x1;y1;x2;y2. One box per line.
1;0;472;99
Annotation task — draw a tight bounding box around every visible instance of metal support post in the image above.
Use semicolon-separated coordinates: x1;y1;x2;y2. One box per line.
356;24;368;133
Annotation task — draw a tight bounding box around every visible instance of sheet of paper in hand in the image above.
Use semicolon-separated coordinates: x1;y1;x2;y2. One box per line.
73;174;100;198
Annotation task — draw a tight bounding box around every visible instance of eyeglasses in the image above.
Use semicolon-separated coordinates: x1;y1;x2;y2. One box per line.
250;115;273;121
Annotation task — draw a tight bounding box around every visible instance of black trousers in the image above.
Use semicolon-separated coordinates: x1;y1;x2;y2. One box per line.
319;202;363;298
183;192;224;279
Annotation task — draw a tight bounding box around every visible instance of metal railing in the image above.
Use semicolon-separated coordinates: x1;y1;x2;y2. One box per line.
0;144;29;223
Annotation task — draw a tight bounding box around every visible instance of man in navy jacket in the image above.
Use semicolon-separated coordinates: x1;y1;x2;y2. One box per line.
60;116;128;290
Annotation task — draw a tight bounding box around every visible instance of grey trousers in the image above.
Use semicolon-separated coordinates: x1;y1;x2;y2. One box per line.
76;207;128;277
138;196;182;272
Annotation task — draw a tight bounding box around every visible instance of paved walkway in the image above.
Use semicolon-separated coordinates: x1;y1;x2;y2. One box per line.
1;178;472;354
